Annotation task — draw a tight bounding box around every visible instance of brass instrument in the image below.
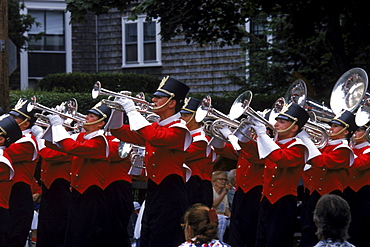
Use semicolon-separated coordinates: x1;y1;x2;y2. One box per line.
304;112;330;149
229;91;278;141
330;68;369;117
283;80;331;148
285;79;335;122
195;95;240;142
27;96;85;130
92;81;153;112
329;68;370;142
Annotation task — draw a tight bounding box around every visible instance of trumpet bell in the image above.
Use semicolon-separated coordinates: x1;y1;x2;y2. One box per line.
284;79;307;107
285;79;334;122
330;68;369;115
195;95;212;122
92;81;101;99
268;97;286;125
356;98;370;126
229;91;253;120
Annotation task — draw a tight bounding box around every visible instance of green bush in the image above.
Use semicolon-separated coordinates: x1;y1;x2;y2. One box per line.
39;72;160;93
10;90;101;114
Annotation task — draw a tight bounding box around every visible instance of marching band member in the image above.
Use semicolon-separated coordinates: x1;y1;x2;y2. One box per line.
344;122;370;247
104;133;133;247
30;125;73;247
249;102;309;247
108;76;192;247
298;110;357;247
0;114;22;247
180;97;214;208
6;98;40;247
44;101;112;247
211;121;264;247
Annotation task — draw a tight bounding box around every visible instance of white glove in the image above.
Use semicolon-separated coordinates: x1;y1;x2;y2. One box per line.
218;125;232;139
210;137;225;149
31;125;44;138
228;134;241;151
117;98;136;113
47;114;64;126
251;121;267;136
233;122;252;143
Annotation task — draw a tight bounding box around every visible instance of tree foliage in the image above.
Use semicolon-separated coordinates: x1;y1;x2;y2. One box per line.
66;0;370;103
8;1;42;50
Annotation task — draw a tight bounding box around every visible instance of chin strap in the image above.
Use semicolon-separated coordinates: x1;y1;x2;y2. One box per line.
329;126;347;138
277;120;297;133
152;96;173;111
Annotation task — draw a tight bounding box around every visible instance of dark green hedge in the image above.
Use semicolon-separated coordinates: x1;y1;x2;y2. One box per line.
39;72;161;94
10;71;279;117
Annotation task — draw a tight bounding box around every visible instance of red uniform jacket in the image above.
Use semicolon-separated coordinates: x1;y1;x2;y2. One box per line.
104;136;132;189
47;130;110;194
39;144;72;189
5;130;38;187
0;150;14;209
185;128;212;179
306;139;353;196
215;141;264;193
111;115;191;185
202;135;213;182
348;142;370;192
262;138;306;204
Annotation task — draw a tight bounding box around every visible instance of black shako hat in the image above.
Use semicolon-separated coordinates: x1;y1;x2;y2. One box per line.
180;97;201;114
276;102;309;129
87;101;112;121
9;98;40;126
153;76;190;102
0;114;22;147
330;110;358;134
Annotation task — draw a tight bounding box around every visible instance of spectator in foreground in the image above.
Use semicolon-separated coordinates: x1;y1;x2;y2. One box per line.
313;194;355;247
179;203;230;247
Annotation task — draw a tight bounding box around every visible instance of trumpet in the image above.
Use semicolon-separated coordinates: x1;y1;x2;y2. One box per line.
27;96;85;130
195;95;241;142
229;91;278;141
92;81;153;112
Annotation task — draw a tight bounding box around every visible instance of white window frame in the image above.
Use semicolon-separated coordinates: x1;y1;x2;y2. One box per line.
20;1;72;90
121;15;162;68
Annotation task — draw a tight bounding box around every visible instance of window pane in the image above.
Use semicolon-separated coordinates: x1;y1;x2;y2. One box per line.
28;36;44;50
45;35;65;51
144;22;156;41
29;11;44;34
125;23;137;43
46;12;64;35
144;42;156;61
28;10;65;51
126;44;138;62
28;53;66;77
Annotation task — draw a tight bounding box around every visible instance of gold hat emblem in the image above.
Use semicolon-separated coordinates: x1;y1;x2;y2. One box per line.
183;97;190;109
14;98;28;110
158;76;169;90
93;101;103;109
280;102;292;114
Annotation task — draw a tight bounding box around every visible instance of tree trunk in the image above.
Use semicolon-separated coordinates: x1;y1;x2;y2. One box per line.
0;0;10;112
